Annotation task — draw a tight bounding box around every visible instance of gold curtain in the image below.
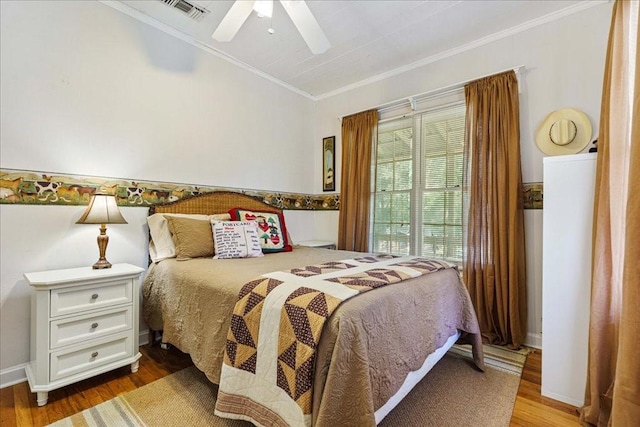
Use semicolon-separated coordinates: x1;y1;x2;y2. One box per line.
581;1;640;425
462;71;527;348
338;109;378;252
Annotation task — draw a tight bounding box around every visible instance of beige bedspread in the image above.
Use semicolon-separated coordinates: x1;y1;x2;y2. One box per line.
142;247;483;426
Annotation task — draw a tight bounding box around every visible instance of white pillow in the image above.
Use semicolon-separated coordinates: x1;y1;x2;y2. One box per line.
148;213;231;263
212;221;264;259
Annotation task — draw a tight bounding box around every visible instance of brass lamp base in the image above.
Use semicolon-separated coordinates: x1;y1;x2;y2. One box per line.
93;224;113;269
92;259;112;269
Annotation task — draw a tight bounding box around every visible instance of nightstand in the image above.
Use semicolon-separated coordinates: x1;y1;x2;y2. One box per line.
24;263;144;406
298;240;337;250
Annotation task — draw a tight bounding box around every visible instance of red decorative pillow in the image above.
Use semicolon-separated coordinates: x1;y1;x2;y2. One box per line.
228;208;293;253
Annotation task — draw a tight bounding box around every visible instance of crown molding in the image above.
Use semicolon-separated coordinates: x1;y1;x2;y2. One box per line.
315;0;610;100
101;0;608;102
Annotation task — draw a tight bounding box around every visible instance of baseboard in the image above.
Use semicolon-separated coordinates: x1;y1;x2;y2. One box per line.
1;330;151;389
541;388;584;407
0;362;30;389
525;332;542;349
139;329;150;346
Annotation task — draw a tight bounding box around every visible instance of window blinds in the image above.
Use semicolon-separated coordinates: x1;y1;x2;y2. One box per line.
419;104;465;262
372;102;465;262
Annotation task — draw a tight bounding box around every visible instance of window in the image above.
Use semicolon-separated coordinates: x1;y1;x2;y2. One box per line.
372;117;413;255
372;103;465;263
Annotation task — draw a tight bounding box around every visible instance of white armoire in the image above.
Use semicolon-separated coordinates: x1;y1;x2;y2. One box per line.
542;153;596;407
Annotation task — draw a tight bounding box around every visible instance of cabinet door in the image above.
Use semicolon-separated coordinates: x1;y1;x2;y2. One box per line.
542;154;595;406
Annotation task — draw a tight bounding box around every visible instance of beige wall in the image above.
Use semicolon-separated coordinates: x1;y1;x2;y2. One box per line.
0;0;614;387
312;2;613;347
0;0;317;384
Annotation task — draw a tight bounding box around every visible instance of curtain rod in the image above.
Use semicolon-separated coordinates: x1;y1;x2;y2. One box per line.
338;65;525;121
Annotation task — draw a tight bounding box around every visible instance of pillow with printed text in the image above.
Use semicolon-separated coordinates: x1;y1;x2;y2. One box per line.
212;221;264;259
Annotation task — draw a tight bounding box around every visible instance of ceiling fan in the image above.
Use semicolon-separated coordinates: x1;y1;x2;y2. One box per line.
212;0;330;54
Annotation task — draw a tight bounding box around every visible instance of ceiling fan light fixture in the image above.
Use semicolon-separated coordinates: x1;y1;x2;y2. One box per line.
213;0;329;54
253;0;273;18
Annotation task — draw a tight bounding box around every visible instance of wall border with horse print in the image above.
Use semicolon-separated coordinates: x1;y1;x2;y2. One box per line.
0;169;542;210
0;169;340;210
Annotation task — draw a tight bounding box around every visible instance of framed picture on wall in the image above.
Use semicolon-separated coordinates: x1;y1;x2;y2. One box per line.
322;136;335;192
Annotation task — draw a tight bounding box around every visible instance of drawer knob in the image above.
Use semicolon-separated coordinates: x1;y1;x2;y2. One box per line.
91;351;99;358
91;294;99;300
91;322;99;329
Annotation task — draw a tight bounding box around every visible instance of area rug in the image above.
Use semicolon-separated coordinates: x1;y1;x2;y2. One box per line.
50;353;523;427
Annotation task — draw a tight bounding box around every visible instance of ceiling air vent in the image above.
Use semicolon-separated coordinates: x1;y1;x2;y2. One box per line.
160;0;210;21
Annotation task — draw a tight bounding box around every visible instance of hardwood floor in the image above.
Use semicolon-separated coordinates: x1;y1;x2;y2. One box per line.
511;350;581;426
1;346;580;426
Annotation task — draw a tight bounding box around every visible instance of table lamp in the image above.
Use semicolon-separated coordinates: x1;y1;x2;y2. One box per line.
76;193;127;269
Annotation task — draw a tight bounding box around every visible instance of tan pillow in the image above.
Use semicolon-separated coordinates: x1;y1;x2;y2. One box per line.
148;213;231;262
166;216;214;261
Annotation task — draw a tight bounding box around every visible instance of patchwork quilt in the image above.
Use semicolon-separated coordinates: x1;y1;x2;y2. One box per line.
214;255;454;427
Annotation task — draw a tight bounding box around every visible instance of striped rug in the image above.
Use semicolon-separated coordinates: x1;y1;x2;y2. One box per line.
49;351;525;427
449;344;533;375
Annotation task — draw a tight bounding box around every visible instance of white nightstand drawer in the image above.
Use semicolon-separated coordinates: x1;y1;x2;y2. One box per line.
50;306;133;349
50;279;132;317
50;333;133;381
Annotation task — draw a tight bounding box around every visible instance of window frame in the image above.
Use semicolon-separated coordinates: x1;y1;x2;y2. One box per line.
371;100;465;263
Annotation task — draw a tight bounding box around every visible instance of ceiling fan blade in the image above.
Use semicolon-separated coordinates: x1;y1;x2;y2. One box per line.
280;0;330;54
212;1;256;42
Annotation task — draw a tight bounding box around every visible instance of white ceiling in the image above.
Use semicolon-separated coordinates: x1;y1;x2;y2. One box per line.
113;0;595;99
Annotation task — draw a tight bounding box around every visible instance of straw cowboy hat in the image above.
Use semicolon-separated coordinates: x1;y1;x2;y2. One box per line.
535;108;592;155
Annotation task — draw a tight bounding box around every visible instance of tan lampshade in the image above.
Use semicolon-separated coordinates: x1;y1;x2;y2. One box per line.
76;193;127;225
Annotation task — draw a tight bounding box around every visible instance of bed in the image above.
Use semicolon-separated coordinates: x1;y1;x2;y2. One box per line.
142;191;483;426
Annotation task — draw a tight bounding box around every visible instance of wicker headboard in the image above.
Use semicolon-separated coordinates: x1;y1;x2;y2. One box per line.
149;191;283;216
